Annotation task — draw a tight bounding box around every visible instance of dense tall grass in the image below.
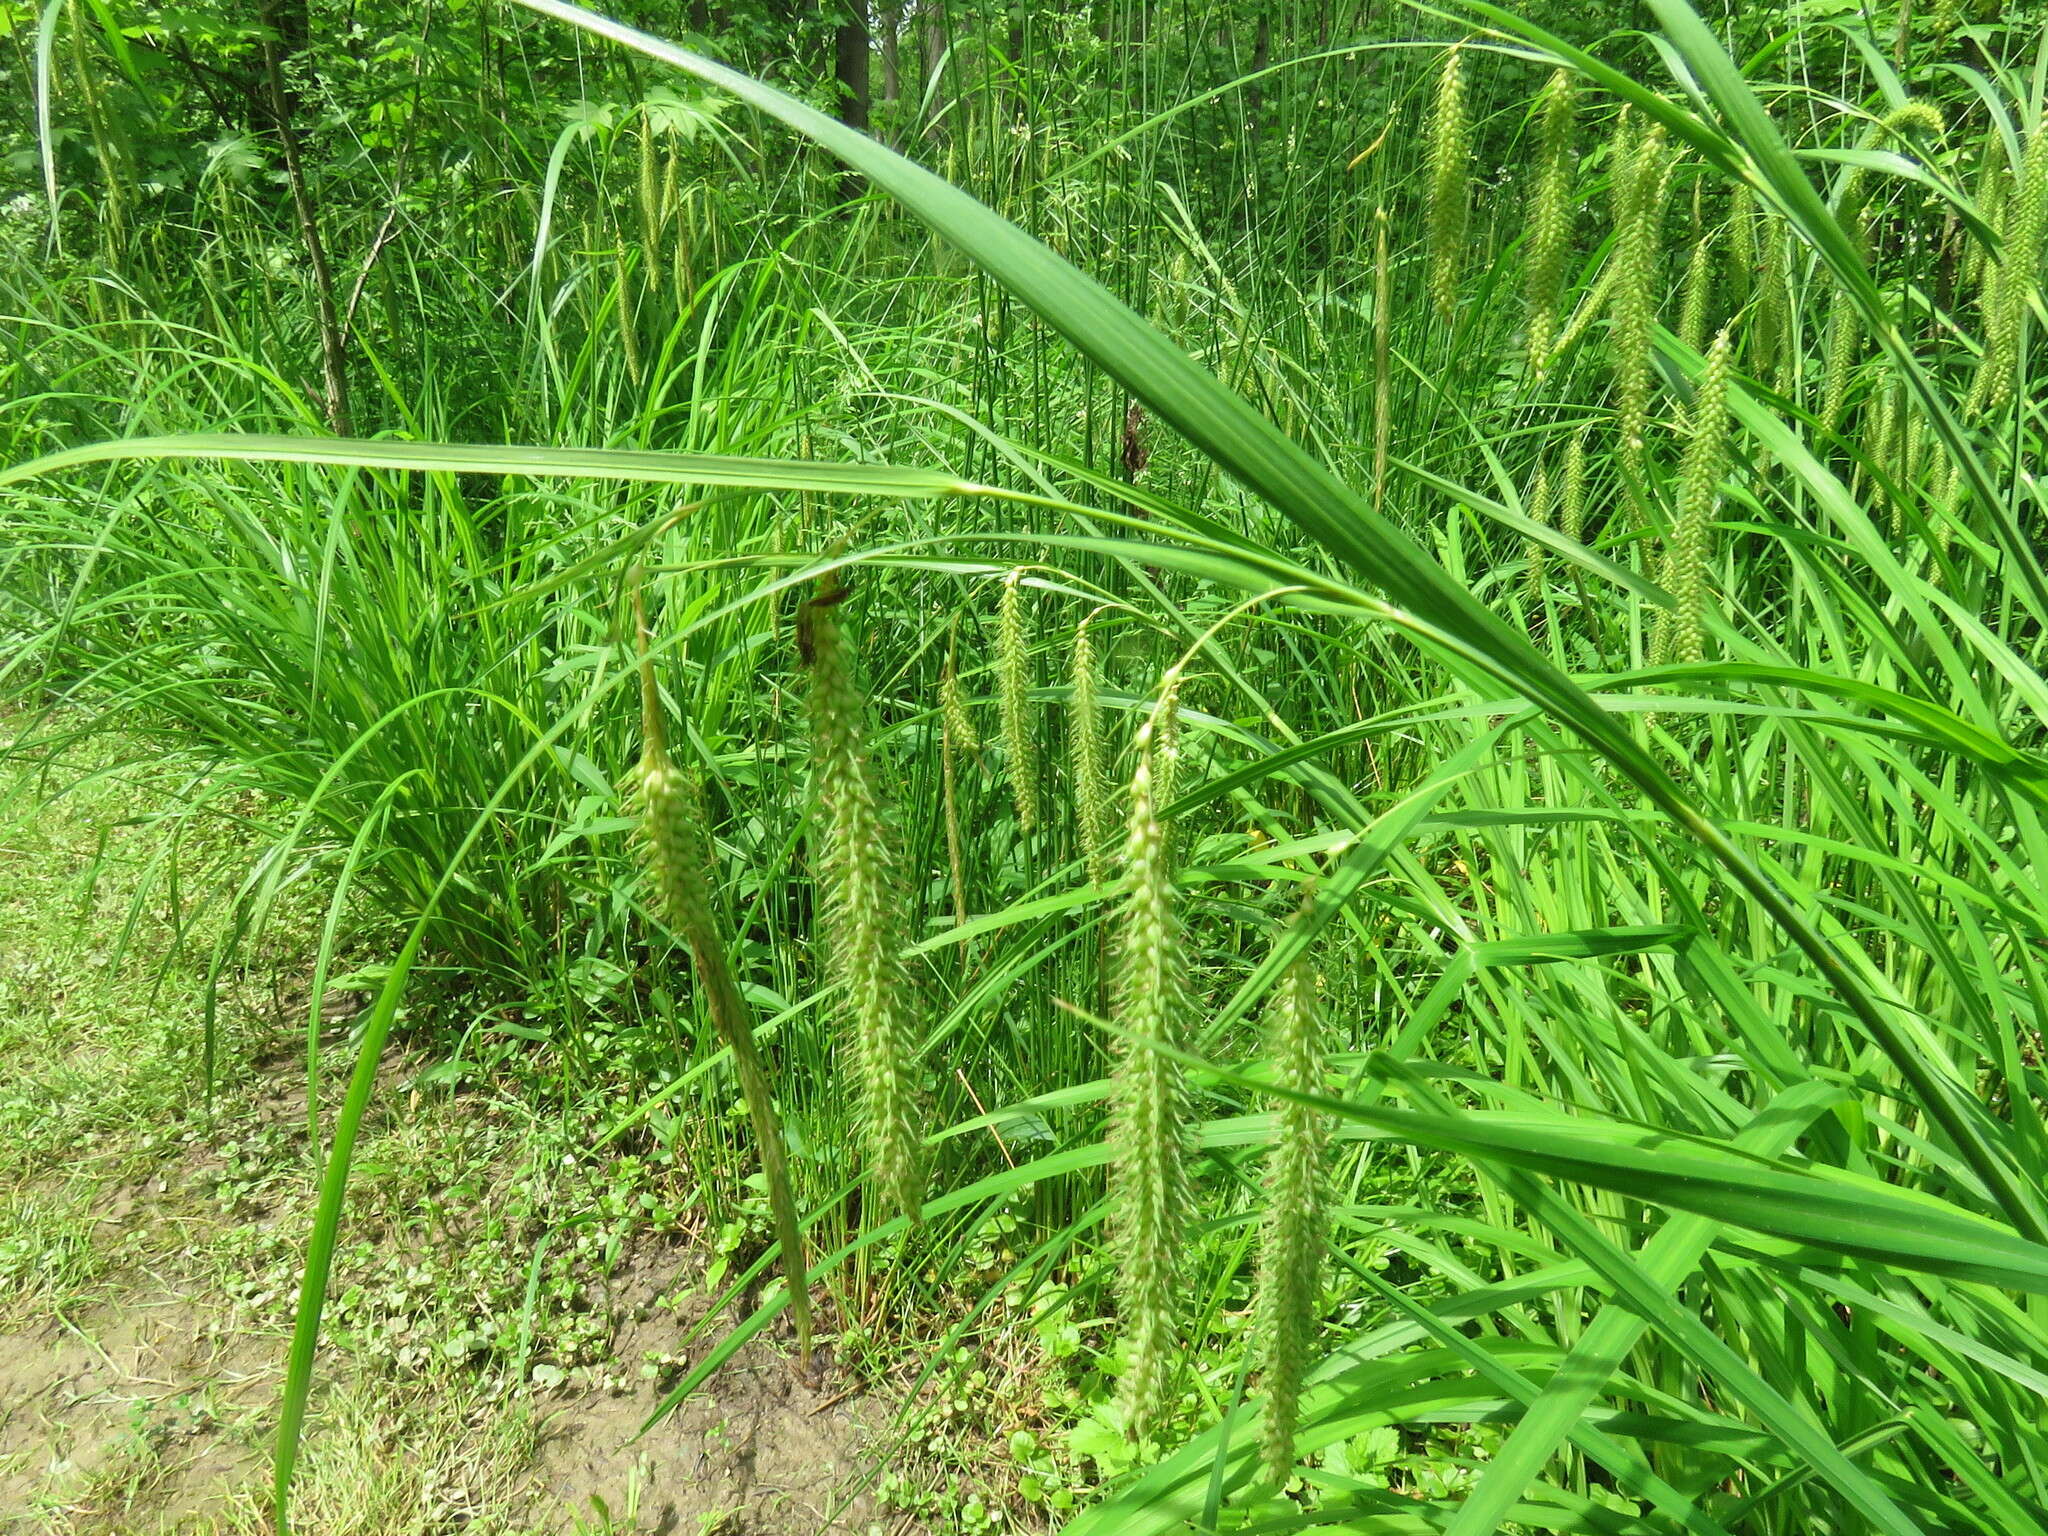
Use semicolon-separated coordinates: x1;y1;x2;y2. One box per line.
9;0;2048;1531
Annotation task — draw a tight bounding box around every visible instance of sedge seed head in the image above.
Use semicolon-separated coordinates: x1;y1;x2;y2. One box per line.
1525;69;1578;375
1070;610;1115;891
1253;914;1325;1487
1109;680;1192;1439
805;587;927;1224
1426;45;1472;325
1658;326;1734;667
997;570;1040;835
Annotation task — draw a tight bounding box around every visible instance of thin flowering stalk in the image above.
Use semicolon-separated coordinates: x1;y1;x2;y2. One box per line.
1373;206;1392;510
633;583;810;1368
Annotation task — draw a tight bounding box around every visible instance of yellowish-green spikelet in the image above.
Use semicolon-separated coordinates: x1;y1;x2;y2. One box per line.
1866;378;1900;531
940;622;978;928
1253;902;1325;1487
1150;666;1185;814
1883;99;1946;142
1070;609;1115;891
638;113;664;292
1963;143;2008;300
1611;120;1669;477
1607;106;1636;226
1110;669;1191;1440
1656;327;1735;667
1976;111;2048;416
1525;462;1553;602
670;168;695;310
1820;285;1861;434
1373;206;1392;510
614;248;642;389
1678;222;1716;358
940;623;980;753
634;596;810;1366
1727;184;1757;311
1900;408;1929;540
1562;426;1589;545
1936;459;1966;551
803;579;926;1224
1756;218;1792;384
1525;69;1577;375
998;569;1040;835
1426;44;1471;326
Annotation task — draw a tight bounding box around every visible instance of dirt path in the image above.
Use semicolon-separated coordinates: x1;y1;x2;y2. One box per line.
0;736;912;1534
0;1284;891;1534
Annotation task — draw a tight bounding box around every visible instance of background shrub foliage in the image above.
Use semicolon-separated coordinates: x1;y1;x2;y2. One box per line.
10;0;2048;1529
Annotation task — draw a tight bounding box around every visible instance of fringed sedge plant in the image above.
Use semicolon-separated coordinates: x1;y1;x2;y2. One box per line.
802;573;927;1225
1426;44;1470;326
632;580;812;1369
1525;69;1576;375
998;567;1040;836
1070;606;1115;892
940;616;979;928
1109;666;1190;1440
1654;325;1735;667
1252;898;1325;1487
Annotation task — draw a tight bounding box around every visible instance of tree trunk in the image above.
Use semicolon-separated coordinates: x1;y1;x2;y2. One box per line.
923;5;951;138
834;0;872;198
259;0;351;434
836;2;872;133
878;0;900;134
